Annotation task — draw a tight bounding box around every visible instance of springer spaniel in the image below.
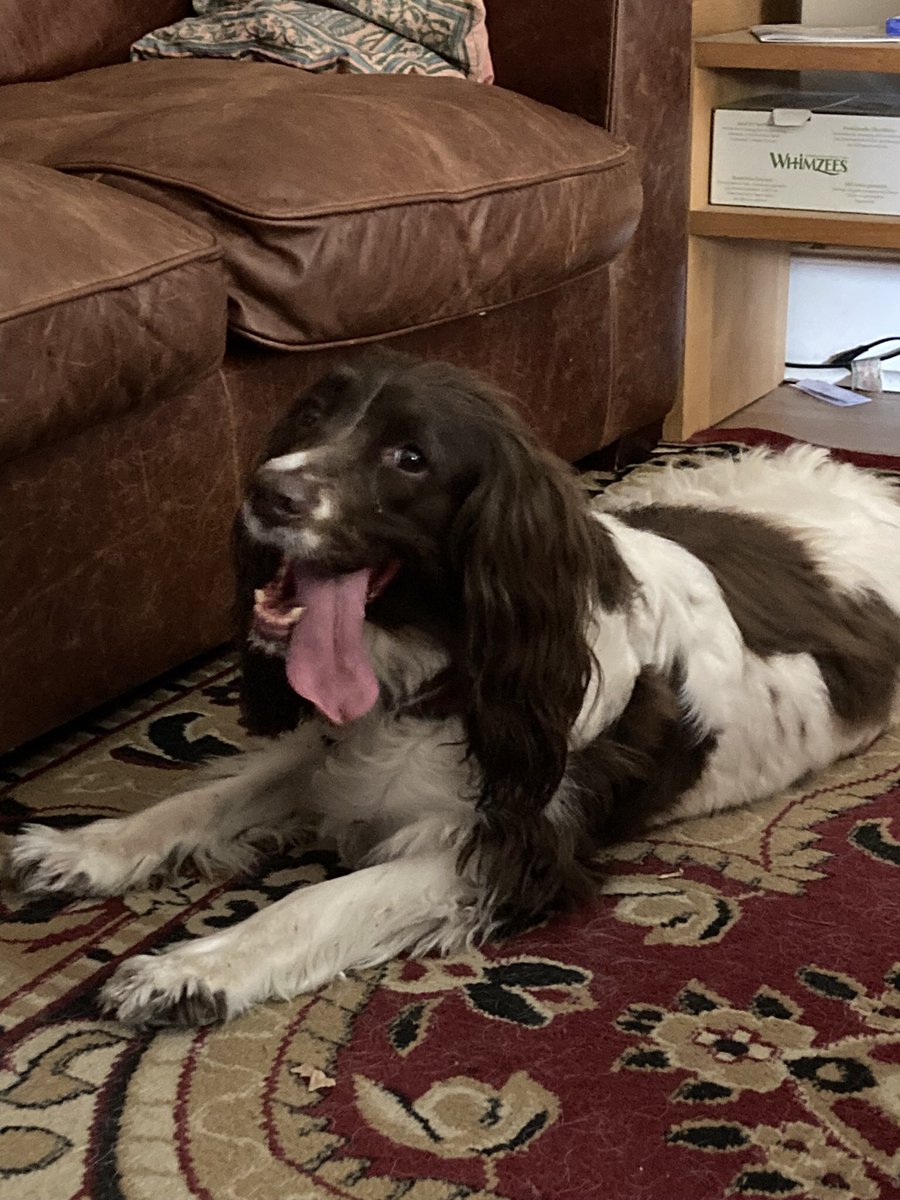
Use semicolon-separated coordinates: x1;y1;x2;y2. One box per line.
8;353;900;1027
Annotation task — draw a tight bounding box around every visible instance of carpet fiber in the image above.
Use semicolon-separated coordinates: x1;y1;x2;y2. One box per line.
2;439;900;1200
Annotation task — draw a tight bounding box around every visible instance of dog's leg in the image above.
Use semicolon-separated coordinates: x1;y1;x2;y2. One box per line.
99;846;474;1026
5;728;326;897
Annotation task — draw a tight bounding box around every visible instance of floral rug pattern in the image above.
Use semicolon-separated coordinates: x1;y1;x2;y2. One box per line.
1;440;899;1199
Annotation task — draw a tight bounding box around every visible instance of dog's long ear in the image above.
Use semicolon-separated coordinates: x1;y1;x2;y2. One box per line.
232;517;311;736
454;432;603;808
452;415;632;920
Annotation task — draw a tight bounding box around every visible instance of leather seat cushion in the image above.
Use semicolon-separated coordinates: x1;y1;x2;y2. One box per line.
0;59;642;350
0;161;226;463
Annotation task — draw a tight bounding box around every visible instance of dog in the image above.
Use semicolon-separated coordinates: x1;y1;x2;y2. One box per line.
7;352;900;1027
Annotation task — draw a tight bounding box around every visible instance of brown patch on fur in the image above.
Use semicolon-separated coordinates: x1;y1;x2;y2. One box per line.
465;667;717;929
767;685;786;737
572;666;718;844
619;506;900;730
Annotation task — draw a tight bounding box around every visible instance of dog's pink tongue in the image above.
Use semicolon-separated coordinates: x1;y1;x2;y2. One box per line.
285;569;378;724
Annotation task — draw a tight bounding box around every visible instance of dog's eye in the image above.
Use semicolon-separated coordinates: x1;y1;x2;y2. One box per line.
297;403;321;429
385;445;428;474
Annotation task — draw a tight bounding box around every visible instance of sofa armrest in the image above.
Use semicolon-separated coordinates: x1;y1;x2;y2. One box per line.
486;1;691;138
489;0;691;444
606;0;692;443
0;0;190;84
606;0;692;158
485;0;616;125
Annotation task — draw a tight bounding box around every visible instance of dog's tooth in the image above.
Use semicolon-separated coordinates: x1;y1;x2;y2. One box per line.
254;588;266;606
267;607;305;628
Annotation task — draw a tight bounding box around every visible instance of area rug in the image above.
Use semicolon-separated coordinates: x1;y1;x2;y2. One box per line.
2;441;900;1200
688;426;900;475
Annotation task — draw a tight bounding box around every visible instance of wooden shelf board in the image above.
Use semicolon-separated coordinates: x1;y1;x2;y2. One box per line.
696;29;900;74
690;205;900;249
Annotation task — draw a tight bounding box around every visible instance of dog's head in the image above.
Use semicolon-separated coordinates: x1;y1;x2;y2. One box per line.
241;351;499;627
236;350;631;850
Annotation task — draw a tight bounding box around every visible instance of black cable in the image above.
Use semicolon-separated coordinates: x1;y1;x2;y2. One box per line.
786;336;900;370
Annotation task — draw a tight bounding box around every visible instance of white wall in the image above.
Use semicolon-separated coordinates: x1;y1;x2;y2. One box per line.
802;1;896;23
786;257;900;364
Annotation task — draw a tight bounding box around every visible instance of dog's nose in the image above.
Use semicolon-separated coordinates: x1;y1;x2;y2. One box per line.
251;466;310;521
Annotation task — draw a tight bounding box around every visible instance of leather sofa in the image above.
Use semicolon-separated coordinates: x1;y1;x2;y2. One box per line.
0;0;689;753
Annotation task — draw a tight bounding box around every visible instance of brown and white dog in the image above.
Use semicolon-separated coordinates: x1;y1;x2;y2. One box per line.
8;352;900;1027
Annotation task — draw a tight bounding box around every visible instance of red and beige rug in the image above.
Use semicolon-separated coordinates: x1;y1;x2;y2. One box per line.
2;436;900;1200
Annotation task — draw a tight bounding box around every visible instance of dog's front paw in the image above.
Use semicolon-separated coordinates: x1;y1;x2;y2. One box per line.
99;954;232;1028
4;823;137;897
4;821;200;898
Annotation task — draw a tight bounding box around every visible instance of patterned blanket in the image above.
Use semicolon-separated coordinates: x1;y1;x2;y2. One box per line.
132;1;493;80
2;440;899;1200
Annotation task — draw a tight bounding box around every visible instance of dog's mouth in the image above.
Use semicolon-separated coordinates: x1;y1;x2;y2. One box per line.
252;557;400;725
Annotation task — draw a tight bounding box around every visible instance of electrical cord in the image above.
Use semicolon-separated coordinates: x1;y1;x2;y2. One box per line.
785;336;900;370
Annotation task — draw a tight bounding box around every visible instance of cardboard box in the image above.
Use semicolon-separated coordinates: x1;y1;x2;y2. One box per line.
711;91;900;216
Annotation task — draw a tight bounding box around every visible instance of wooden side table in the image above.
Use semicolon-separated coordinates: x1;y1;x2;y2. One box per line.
670;0;900;437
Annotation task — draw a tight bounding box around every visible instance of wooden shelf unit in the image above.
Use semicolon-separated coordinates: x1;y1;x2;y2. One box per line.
671;1;900;438
695;29;900;74
690;206;900;251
